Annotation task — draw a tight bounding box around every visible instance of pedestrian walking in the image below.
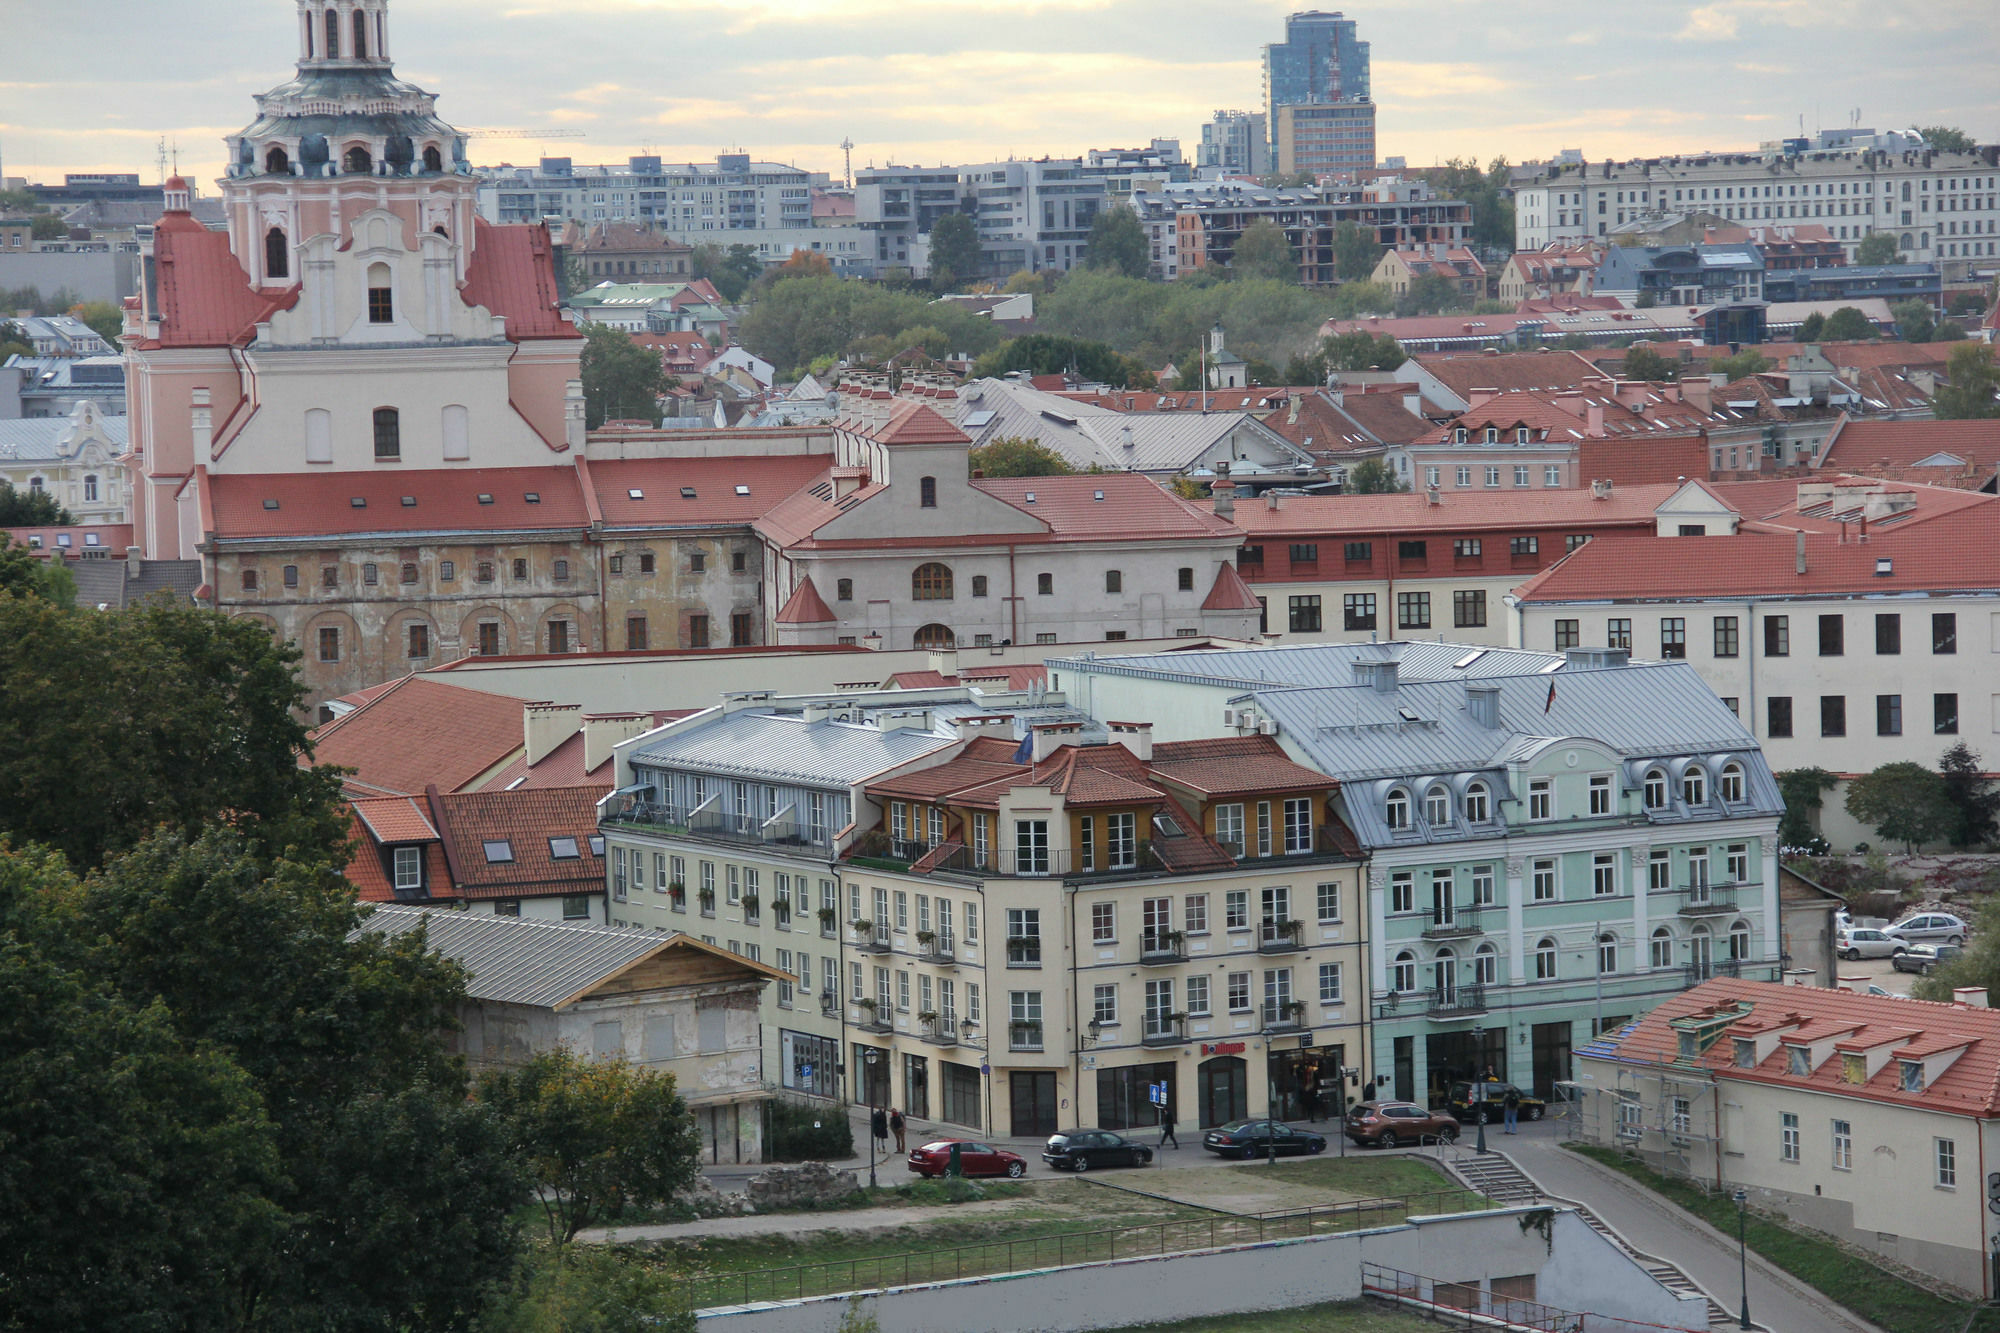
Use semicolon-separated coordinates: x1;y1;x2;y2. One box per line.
871;1106;889;1152
890;1108;906;1153
1502;1085;1521;1135
1159;1107;1180;1149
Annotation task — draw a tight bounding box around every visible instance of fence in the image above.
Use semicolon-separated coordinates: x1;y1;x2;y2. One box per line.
1361;1262;1702;1333
691;1189;1494;1309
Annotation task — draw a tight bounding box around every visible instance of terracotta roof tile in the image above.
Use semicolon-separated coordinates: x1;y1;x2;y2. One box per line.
460;219;577;341
589;454;832;528
149;212;298;348
876;400;969;446
209;466;589;540
351;795;440;843
1415;350;1602;399
432;785;610;898
308;677;526;796
776;576;836;624
1229;482;1680;535
1148;735;1339;798
1820;419;2000;474
1576;434;1711;487
974;473;1237;540
1201;561;1261;611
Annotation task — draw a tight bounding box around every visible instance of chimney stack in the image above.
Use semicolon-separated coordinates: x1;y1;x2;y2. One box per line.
1031;721;1083;763
582;712;652;775
1106;720;1154;762
1795;528;1807;576
125;545;142;577
1955;987;1989;1009
1210;462;1235;519
524;701;583;767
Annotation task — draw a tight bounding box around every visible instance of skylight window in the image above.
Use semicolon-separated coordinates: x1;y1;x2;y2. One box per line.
548;836;580;860
735;485;750;496
262;499;280;510
55;534;71;547
476;493;494;505
680;487;697;499
1093;490;1105;501
83;532;99;546
350;497;367;508
400;496;416;507
628;489;644;500
1451;650;1486;669
482;839;514;863
588;835;605;856
1023;491;1036;503
524;492;540;503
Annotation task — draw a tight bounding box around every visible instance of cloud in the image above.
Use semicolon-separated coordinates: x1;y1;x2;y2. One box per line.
1676;6;1739;41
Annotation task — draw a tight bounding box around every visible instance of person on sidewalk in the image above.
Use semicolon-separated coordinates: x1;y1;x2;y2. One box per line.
890;1108;906;1153
1502;1085;1521;1135
871;1106;889;1155
1159;1107;1180;1149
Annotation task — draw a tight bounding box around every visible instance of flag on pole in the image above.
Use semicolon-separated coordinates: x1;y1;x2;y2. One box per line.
1544;679;1557;713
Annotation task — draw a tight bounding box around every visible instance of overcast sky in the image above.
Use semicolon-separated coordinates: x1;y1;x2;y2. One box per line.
4;0;1996;190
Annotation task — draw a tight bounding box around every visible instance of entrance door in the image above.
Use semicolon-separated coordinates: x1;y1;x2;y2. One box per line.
905;1053;930;1120
856;1044;890;1107
1198;1056;1248;1128
1531;1021;1574;1101
1009;1070;1057;1137
1393;1036;1415;1104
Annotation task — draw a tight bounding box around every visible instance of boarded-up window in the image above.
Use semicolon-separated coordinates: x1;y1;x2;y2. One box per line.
697;1002;727;1053
641;1014;677;1063
304;408;332;464
442;403;470;460
592;1020;623;1059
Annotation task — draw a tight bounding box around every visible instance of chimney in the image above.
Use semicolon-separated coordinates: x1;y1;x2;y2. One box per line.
954;714;1016;742
190;388;213;456
1266;490;1282;511
1403;391;1422;417
1121;424;1135;451
1795;528;1807;576
524;701;583;766
1679;376;1713;414
1210;462;1236;519
581;712;650;774
1468;387;1499;410
1590;478;1612;500
125;545;142;577
1955;987;1990;1009
1838;974;1869;993
1585;402;1605;437
564;379;586;450
877;709;934;734
1106;720;1154;762
722;690;776;715
928;647;959;680
1465;683;1501;728
1031;721;1082;763
1426;485;1441;506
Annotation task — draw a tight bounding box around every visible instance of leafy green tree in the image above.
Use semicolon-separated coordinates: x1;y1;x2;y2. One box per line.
1320;330;1406;373
578;323;668;428
927;212;983;292
1332;221;1383;283
1084;205;1150;279
1634;290;1658;309
1423;156;1515;251
475;1243;695;1333
1913;895;2000;1003
1776;768;1838;852
1845;761;1955;852
480;1045;703;1245
68;299;124;346
1001;269;1053;295
1939;742;2000;848
1344;456;1407;493
0;319;29;361
687;243;763;304
30;214;67;241
1231;220;1297;284
1712;348;1772;381
1820;306;1878;341
1620;345;1680;382
0;593;347;869
1932;343;2000;419
1327;279;1395;320
1891;298;1936;344
0;481;74;525
1915;126;1977;154
1797;311;1828;342
1855;231;1902;266
735;275;1002;376
1936;319;1968;341
971;334;1151;388
1394;272;1464;317
968;436;1076;478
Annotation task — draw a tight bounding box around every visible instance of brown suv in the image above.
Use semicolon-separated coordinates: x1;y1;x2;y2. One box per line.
1344;1099;1459;1148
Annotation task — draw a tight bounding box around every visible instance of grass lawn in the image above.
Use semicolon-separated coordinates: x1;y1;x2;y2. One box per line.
1241;1154;1464;1204
1100;1300;1436;1332
1570;1144;1984;1333
611;1176;1033;1228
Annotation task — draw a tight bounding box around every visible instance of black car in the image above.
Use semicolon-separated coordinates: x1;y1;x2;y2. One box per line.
1201;1119;1329;1160
1445;1081;1546;1123
1041;1129;1154;1172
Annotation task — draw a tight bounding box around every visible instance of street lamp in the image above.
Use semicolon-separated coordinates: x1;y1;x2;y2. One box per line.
1471;1024;1488;1155
1733;1188;1750;1330
864;1048;880;1188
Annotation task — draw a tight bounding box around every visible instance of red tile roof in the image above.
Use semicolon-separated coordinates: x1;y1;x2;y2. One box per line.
973;473;1237;540
884;664;1048;690
148;212;298;348
1710;474;1992;533
460;219;578;341
1415;350;1601;399
1201;561;1262;611
308;676;527;796
1148;735;1338;797
352;795;440;843
1819;418;2000;474
208;466;589;540
3;524;134;558
430;784;611;899
776;575;837;624
875;399;970;446
1229;482;1680;535
1576;433;1711;487
587;454;832;528
480;709;695;791
343;810;451;903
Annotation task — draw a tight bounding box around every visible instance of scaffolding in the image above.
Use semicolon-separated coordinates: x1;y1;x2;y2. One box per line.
1563;1065;1723;1189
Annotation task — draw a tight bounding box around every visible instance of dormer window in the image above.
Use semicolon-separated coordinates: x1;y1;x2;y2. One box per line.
1734;1037;1757;1069
1682;767;1707;806
1842;1053;1866;1084
1900;1059;1925;1092
1385;788;1411;830
1453;427;1468;444
1464;782;1489;823
392;845;421;892
1516;427;1531;444
1424;785;1450;825
1484;426;1499;443
1677;1031;1697;1059
1719;762;1745;803
1643;768;1668;810
1786;1045;1808;1075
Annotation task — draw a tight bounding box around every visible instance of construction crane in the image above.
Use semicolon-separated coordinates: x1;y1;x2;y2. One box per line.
840;136;854;189
462;128;586;140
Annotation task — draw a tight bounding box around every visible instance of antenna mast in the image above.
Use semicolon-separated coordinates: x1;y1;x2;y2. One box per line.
840;137;855;189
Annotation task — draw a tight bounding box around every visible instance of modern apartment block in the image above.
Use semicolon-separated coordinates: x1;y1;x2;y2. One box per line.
1140;177;1469;285
476;154;826;230
1274;102;1378;179
1198;111;1271;178
1049;641;1786;1105
1264;10;1372;167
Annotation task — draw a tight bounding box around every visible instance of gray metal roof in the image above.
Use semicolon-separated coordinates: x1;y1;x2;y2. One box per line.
629;710;958;785
0;414;129;461
950;378;1312;476
354;905;674;1009
1054;640;1567;692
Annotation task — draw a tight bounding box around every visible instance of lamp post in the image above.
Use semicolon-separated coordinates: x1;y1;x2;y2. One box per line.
865;1048;880;1189
1471;1023;1488;1155
1733;1188;1750;1330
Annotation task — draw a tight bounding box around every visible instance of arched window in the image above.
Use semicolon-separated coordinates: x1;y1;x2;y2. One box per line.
1432;948;1456;997
366;262;392;322
919;475;937;508
352;8;368;57
1690;924;1714;977
1650;926;1674;969
912;623;955;649
1534;937;1558;981
1464;781;1490;823
265;227;289;279
422;144;443;173
1384;788;1410;830
1424;784;1450;825
911;562;953;601
1484;426;1499;443
325;7;340;58
343;145;372;175
1597;932;1618;974
27;476;43;493
265;145;290;175
1642;767;1667;809
1719;762;1744;803
372;407;400;459
1728;920;1751;961
1681;766;1707;807
1392;950;1416;993
1473;942;1497;986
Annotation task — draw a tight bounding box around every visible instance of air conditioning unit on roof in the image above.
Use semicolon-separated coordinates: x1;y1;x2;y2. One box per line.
1222;708;1240;727
1257;719;1277;736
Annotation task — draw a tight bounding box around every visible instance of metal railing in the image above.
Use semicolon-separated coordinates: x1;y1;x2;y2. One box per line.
918;929;956;964
690;808;834;852
691;1190;1496;1310
1677;882;1738;916
1141;1015;1188;1046
1421;904;1483;939
1258;919;1305;952
1140;932;1187;963
1361;1262;1698;1333
1427;983;1488;1017
917;843;1166;879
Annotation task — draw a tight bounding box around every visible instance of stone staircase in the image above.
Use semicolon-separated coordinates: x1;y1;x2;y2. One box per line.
1439;1149;1745;1331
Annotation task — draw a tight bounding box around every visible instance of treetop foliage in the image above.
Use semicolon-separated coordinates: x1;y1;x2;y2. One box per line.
968;435;1077;478
578;323;669;429
1084;205;1151;279
970;333;1154;388
1933;343;2000;420
735;273;1004;378
0;481;74;526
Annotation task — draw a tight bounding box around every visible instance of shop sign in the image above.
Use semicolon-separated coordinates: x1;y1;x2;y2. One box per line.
1201;1041;1247;1055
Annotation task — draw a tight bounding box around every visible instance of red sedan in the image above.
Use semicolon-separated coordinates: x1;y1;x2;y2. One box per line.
906;1139;1028;1178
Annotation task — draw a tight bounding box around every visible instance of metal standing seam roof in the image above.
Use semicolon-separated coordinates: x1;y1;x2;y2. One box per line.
0;416;129;461
628;711;960;786
355;905;680;1009
1053;641;1568;692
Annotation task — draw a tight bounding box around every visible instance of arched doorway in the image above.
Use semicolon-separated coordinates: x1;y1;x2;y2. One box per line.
1198;1054;1248;1128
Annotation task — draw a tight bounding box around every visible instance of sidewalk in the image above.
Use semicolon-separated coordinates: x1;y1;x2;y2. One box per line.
1507;1137;1888;1333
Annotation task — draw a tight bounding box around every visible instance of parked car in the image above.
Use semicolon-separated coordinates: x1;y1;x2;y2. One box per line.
907;1139;1027;1179
1041;1129;1153;1172
1892;943;1963;976
1200;1120;1328;1160
1343;1100;1459;1149
1444;1081;1546;1122
1837;927;1902;960
1882;913;1967;946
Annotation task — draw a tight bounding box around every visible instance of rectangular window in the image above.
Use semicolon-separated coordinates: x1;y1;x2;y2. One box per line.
1092;902;1115;944
1937;693;1960;734
1185;974;1211;1015
1764;615;1790;656
1288;596;1322;633
1650;848;1671;891
1819;614;1844;656
688;614;710;649
1006;908;1041;965
1606;618;1632;650
1878;694;1903;736
1227;972;1251;1012
1342;593;1376;631
1282;798;1312;853
1316;882;1341;922
1937;1138;1957;1188
1532;859;1557;902
1454;538;1482;559
1555;619;1579;650
1390;872;1414;914
1009;991;1042;1049
1093;984;1117;1026
1660;618;1686;658
1343;541;1371;562
1014;820;1048;875
1471;865;1495;906
1398;591;1431;629
1832;1119;1852;1170
1768;696;1793;738
392;845;421;891
317;627;340;662
1225;890;1248;930
1593;852;1617;896
1184;894;1209;934
1589;774;1613;815
1713;616;1739;658
1288;543;1319;567
1876;613;1902;655
1781;1112;1800;1163
625;615;648;651
1528;777;1553;820
1934;612;1958;654
1453;589;1487;628
1397;539;1427;562
1821;695;1847;737
1510;536;1539;557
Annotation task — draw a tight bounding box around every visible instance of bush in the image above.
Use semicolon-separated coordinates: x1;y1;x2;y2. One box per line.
765;1097;854;1162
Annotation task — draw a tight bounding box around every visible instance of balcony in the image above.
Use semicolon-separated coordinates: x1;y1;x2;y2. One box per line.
849;922;892;954
1140;932;1187;965
1427;984;1488;1018
601;800;836;853
1008;1022;1045;1053
1677;883;1738;917
1214;827;1350;865
1421;904;1483;940
915;843;1166;880
1263;1005;1309;1035
854;1005;892;1034
1141;1015;1189;1047
917;1017;958;1047
1683;958;1750;987
1005;937;1043;969
917;930;957;966
1258;919;1306;954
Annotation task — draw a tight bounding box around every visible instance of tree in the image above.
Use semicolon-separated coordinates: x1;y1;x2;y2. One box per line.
1855;231;1902;266
1797;311;1827;342
971;334;1151;388
1938;742;2000;848
1912;895;2000;1004
1891;298;1935;344
1932;343;2000;419
0;319;30;362
0;480;74;525
1844;761;1955;852
1712;348;1771;381
1084;205;1150;279
687;243;762;304
1915;126;1977;154
578;323;667;428
1327;279;1395;320
1620;345;1680;382
68;299;123;346
1820;306;1878;341
968;435;1076;478
1231;220;1297;284
736;275;1002;377
1395;272;1464;317
0;539;76;607
1332;221;1383;283
30;214;67;241
927;212;983;292
480;1046;702;1245
475;1243;695;1333
1319;329;1405;373
1776;767;1838;852
1344;457;1407;494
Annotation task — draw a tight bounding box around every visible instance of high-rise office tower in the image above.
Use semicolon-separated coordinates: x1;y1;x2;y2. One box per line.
1264;11;1373;174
